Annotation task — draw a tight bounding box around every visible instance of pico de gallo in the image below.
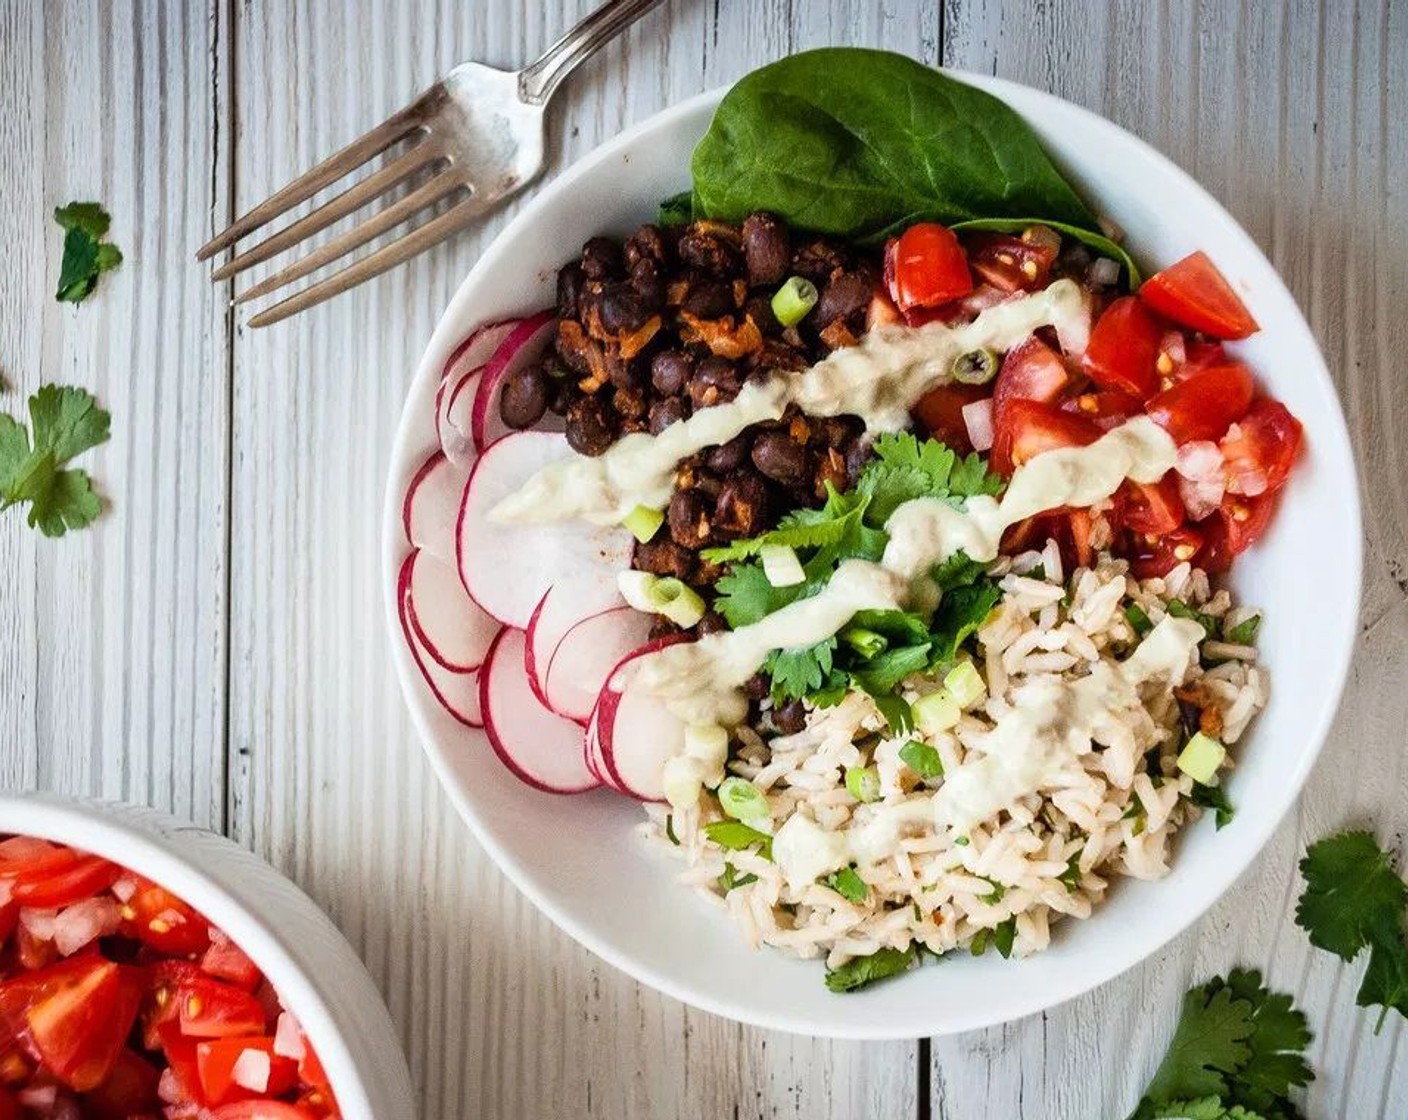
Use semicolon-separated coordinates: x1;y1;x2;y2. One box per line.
0;835;338;1120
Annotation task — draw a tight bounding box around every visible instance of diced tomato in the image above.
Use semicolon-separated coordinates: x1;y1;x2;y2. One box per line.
196;1037;298;1105
884;223;973;312
993;335;1070;419
1117;474;1186;536
0;956;142;1092
1220;399;1303;496
0;1085;17;1120
990;399;1102;477
157;1021;207;1106
141;961;205;1051
7;856;120;911
1059;389;1142;430
1219;493;1278;556
210;1101;319;1120
178;977;268;1039
963;228;1059;292
14;923;57;975
121;879;211;957
1127;525;1206;579
912;382;989;454
1082;295;1162;398
1179;339;1229;380
0;1044;31;1088
83;1048;161;1120
1140;250;1259;339
0;901;16;951
1145;362;1255;444
202;931;262;992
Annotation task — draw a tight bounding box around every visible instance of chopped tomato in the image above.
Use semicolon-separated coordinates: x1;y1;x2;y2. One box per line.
964;228;1058;292
1220;399;1303;496
1117;474;1186;536
14;923;56;974
1082;295;1162;398
1144;361;1255;445
1219;493;1278;556
1140;250;1258;339
142;961;205;1051
0;1086;16;1120
178;977;267;1039
7;856;120;910
1067;507;1096;569
0;1045;30;1087
990;399;1102;477
884;223;972;312
0;901;15;951
121;879;211;957
1059;389;1142;430
1178;339;1229;380
202;930;262;992
210;1101;319;1120
197;1038;298;1105
993;335;1070;419
1127;525;1206;579
912;382;988;454
157;1021;207;1106
83;1048;161;1120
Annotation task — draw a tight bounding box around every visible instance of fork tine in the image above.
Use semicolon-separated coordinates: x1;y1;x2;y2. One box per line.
233;172;466;307
196;91;441;262
209;142;445;282
246;197;484;328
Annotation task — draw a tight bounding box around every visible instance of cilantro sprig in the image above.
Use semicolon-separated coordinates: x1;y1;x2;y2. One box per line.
0;385;111;537
1296;830;1408;1031
54;202;123;303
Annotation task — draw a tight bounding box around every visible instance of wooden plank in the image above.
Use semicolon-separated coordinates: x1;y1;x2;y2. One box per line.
935;0;1408;1116
0;0;231;828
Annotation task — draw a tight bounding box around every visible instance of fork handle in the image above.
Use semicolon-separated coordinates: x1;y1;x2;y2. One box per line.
518;0;665;106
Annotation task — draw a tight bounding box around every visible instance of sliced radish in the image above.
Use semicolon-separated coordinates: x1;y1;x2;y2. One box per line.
544;607;657;724
478;628;600;794
592;636;692;801
582;708;621;791
436;319;518;464
397;552;485;727
471;310;556;451
525;576;627;707
456;431;633;630
402;451;469;566
405;549;500;672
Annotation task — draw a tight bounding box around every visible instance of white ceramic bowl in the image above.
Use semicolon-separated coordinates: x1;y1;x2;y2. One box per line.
383;75;1361;1038
0;792;416;1119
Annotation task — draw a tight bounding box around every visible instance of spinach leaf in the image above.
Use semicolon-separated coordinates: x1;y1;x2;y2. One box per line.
950;217;1142;287
691;49;1097;245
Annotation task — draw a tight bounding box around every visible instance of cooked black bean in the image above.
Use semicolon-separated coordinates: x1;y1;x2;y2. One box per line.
629;256;665;309
648;397;688;434
613;385;647;421
677;225;740;277
580;236;623;280
742;212;790;286
815;414;864;449
624;223;670;269
697;611;728;636
668;489;713;549
745;293;780;335
564;395;617;457
815;270;874;326
681;277;735;319
714;470;771;537
745;672;771;700
747;339;809;377
597;282;652;334
499;364;550;430
705;433;752;474
651;350;693;395
751;431;811;486
791;238;849;283
773;699;807;734
556;262;585;320
688;357;741;409
554;322;593;375
634;538;695;581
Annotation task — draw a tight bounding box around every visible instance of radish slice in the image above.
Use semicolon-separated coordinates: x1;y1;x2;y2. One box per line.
456;431;633;629
544;606;657;723
582;708;623;792
478;628;600;794
592;636;692;801
524;576;627;707
406;550;500;673
402;451;469;566
397;552;485;726
436;319;518;464
471;310;557;451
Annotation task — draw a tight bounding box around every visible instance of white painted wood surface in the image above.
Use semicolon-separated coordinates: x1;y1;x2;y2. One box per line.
0;1;1404;1117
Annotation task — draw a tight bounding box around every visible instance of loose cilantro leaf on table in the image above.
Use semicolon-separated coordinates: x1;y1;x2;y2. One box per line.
824;945;916;993
0;385;110;537
1296;830;1408;1031
54;202;123;303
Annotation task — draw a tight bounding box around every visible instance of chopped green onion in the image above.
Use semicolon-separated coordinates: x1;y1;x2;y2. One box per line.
899;739;943;780
771;276;818;326
664;814;680;846
1166;599;1216;636
1177;732;1226;784
950;347;999;385
845;765;881;803
953;835;970;847
912;690;961;735
717;776;770;827
840;626;888;659
703;819;772;855
942;660;986;710
1223;613;1261;645
622;503;664;543
760;543;806;587
617;570;658;612
1124;602;1153;637
618;570;705;627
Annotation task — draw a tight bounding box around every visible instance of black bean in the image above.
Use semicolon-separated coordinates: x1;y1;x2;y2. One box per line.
554;321;593;375
747;339;809;377
564;395;617;457
844;438;871;486
705;433;752;473
751;431;811;486
624;223;670;269
697;611;728;636
745;293;780;335
668;489;713;549
742;213;790;287
714;469;771;537
648;397;688;434
650;350;693;395
681;277;735;319
498;364;550;430
597;282;651;334
613;385;647;421
745;672;771;700
580;236;623;280
815;270;874;327
677;225;741;277
791;238;849;283
814;414;864;449
630;256;665;309
556;262;585;320
773;699;807;734
687;357;741;409
634;538;695;581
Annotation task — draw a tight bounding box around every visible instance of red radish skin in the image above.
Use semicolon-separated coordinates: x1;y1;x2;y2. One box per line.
543;606;658;723
456;431;633;629
470;310;556;451
436;319;518;464
401;451;469;566
405;549;501;673
396;552;485;727
583;708;627;794
592;636;693;801
524;576;627;708
478;628;600;794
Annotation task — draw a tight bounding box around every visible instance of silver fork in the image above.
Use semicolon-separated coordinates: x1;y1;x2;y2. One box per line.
198;0;665;328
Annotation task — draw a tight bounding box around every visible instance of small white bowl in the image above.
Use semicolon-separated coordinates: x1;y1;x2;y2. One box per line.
383;76;1361;1038
0;792;416;1119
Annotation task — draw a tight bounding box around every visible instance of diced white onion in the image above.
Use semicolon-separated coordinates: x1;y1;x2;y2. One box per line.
232;1048;272;1093
110;875;138;903
273;1011;307;1061
1179;475;1225;522
18;1085;59;1110
1160;330;1187;366
19;906;58;940
1088;257;1121;287
962;398;995;452
53;897;120;957
157;1067;185;1105
0;879;12;907
1175;440;1223;481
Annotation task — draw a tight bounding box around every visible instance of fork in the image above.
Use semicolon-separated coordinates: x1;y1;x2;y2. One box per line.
197;0;665;328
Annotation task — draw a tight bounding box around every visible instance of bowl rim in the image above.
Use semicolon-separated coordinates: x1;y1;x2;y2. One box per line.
0;792;409;1117
382;71;1363;1039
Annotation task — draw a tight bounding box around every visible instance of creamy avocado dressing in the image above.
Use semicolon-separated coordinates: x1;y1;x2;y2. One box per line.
490;280;1090;526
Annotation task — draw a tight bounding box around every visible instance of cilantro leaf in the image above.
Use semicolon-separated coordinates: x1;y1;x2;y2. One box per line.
856;432;1002;524
28;385;111;464
764;638;837;701
1216;970;1312;1112
1167;599;1217;637
824;945;916;993
0;414;31;494
1190;781;1235;830
1138;983;1257;1107
702;489;868;563
719;862;758;892
850;643;931;696
703;820;773;857
1222;614;1261;645
54;202;122;303
26;469;101;536
871;694;914;735
0;385;111;538
713;563;800;627
930;579;1001;662
1150;1101;1267;1120
991;917;1017;959
823;865;868;903
931;550;987;593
